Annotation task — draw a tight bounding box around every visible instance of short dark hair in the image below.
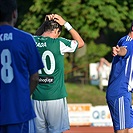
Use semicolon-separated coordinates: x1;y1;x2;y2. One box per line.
35;20;62;36
0;0;17;22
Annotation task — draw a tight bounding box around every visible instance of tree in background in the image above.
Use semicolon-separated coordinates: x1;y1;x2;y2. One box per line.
18;0;133;82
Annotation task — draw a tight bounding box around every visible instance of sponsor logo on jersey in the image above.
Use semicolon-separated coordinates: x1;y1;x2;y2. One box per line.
36;42;47;47
0;33;12;41
39;76;54;84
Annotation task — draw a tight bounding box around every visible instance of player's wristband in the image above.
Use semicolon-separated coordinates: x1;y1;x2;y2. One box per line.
64;22;72;31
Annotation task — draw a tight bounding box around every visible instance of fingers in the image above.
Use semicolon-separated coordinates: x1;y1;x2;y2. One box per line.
45;14;66;26
112;47;117;56
112;45;120;56
53;14;59;19
45;14;54;21
115;45;120;51
54;14;66;26
45;14;59;21
115;45;120;52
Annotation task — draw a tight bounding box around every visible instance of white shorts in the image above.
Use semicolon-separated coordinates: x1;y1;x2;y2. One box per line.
33;98;70;133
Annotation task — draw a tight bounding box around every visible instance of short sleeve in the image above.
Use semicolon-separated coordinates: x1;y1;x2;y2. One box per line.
59;37;78;55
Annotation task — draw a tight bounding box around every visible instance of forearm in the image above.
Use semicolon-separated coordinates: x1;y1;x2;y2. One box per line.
52;14;85;48
64;22;84;48
68;28;84;48
29;73;39;95
117;47;127;56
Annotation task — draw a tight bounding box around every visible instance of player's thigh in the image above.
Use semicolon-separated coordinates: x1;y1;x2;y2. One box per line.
33;100;48;133
33;98;70;133
46;98;70;132
107;96;132;131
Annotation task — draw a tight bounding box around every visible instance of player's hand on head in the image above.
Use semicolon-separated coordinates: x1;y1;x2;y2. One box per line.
53;14;66;26
45;14;54;21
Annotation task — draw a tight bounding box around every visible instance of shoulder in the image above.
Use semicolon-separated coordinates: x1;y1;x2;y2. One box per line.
14;28;35;41
57;37;78;45
33;35;41;41
14;28;31;36
58;37;71;42
118;35;132;46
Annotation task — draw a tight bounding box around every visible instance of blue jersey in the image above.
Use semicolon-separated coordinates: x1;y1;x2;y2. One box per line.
0;25;44;125
106;35;133;100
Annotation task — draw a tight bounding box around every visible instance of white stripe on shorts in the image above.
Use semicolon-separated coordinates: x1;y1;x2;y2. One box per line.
119;96;125;130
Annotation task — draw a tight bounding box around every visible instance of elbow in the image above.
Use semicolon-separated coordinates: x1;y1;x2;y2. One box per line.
78;40;85;48
32;77;39;84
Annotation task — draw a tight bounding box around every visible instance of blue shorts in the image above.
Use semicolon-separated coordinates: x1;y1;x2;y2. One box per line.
107;96;133;131
0;119;35;133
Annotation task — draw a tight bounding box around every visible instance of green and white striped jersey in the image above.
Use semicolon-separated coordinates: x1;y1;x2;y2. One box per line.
32;36;78;100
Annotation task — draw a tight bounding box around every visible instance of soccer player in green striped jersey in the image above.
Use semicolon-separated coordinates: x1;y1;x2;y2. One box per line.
32;14;84;133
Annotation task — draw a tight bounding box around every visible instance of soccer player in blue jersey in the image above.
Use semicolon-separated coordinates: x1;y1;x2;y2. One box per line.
0;0;44;132
106;22;133;133
32;14;84;133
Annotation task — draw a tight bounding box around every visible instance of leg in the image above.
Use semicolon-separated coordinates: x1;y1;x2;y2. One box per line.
33;98;70;133
33;100;48;133
98;73;103;90
115;129;128;133
128;128;133;133
107;96;132;132
46;98;70;133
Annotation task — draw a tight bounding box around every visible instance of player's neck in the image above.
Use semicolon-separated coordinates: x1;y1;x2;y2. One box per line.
42;31;58;38
0;22;13;26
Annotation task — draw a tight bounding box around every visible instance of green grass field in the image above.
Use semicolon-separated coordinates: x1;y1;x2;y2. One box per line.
65;82;107;106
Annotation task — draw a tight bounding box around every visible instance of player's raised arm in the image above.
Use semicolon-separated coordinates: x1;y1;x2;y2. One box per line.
68;28;84;48
53;14;84;48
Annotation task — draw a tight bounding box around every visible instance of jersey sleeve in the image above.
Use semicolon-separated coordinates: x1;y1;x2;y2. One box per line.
59;37;78;55
117;36;132;59
122;40;132;59
26;35;44;75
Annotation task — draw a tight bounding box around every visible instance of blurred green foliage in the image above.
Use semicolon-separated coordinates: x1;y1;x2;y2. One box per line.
17;0;133;80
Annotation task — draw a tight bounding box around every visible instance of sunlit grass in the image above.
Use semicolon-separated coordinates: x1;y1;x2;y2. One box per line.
65;82;107;106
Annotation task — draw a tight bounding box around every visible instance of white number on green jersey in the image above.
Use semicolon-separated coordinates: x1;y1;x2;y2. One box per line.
1;49;14;83
38;50;55;75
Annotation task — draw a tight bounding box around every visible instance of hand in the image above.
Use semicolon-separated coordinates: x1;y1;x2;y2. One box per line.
112;45;120;56
45;14;54;21
45;14;66;26
53;14;66;26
